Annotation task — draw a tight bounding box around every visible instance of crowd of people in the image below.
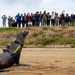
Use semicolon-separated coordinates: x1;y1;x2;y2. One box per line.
1;11;75;28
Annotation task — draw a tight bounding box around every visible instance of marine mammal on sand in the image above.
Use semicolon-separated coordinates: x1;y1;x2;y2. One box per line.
0;30;29;69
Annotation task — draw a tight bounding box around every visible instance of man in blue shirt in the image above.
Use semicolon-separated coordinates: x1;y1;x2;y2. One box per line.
15;13;21;27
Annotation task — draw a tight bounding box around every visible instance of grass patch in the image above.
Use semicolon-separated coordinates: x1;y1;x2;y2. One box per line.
24;37;75;47
32;32;39;38
41;38;57;46
0;27;75;47
0;28;22;35
32;31;44;38
42;27;49;30
0;40;12;46
27;37;59;46
67;30;75;33
59;38;75;45
52;33;63;38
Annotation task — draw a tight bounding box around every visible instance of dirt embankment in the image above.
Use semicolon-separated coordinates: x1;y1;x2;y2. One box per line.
0;26;75;47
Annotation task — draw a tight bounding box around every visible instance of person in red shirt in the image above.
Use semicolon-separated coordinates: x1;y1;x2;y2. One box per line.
26;13;31;27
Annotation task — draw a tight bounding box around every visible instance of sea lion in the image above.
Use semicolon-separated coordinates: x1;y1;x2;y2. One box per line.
0;30;29;69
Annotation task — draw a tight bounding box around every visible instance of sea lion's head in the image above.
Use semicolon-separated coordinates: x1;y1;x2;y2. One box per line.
15;30;29;46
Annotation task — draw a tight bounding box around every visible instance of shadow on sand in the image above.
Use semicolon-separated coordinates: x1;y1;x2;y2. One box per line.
0;69;10;72
0;63;30;72
14;63;30;66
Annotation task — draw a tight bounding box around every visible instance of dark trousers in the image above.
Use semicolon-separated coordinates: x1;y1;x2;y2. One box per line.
32;20;35;26
16;20;21;27
19;20;25;27
51;19;55;26
36;20;40;26
47;20;50;26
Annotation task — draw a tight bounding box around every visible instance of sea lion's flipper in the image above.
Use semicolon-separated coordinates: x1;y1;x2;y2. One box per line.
14;53;20;65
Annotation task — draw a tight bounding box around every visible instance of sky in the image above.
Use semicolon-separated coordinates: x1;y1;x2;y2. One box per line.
0;0;75;27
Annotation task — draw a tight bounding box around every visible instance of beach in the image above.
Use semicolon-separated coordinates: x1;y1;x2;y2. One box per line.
0;48;75;75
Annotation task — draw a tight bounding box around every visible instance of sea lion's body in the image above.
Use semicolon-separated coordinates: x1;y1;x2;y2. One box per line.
0;31;29;69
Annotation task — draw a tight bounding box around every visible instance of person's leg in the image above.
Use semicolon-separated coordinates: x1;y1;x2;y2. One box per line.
18;21;21;28
53;19;55;26
26;21;28;27
3;22;6;28
22;21;25;27
33;20;35;26
51;19;53;26
38;20;40;26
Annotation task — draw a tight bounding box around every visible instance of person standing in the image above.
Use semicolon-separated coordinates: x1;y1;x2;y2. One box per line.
35;11;40;26
26;13;31;27
65;14;70;26
39;11;43;26
31;13;36;26
42;11;47;26
61;12;65;26
8;16;12;28
47;12;51;26
70;14;74;26
55;13;59;26
51;11;55;26
20;14;25;27
1;15;7;28
24;13;27;27
15;13;21;28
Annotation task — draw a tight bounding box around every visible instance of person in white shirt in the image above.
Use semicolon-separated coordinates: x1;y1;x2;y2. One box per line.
1;15;7;28
51;11;55;26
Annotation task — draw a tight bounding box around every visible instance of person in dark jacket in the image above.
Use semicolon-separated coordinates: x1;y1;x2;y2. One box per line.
70;14;74;26
65;14;70;26
35;11;40;26
47;12;51;26
20;14;25;27
61;13;65;26
31;13;36;26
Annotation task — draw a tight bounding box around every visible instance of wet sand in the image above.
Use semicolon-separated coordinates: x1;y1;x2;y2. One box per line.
0;48;75;75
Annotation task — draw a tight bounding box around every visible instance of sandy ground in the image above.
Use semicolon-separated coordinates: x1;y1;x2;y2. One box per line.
0;48;75;75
